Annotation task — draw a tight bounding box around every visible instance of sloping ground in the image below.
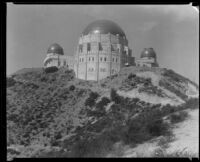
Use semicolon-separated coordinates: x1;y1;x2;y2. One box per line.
166;109;199;155
121;108;199;157
117;89;182;106
6;66;199;159
114;67;198;105
186;83;199;98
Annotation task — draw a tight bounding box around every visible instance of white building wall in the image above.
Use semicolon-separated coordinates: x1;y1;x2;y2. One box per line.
75;32;134;81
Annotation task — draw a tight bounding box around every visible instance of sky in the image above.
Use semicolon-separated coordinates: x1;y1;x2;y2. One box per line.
7;4;199;84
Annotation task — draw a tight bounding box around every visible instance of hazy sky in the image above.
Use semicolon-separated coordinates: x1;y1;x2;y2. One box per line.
7;4;199;84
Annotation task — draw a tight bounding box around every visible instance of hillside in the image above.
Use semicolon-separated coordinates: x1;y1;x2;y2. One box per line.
6;66;199;159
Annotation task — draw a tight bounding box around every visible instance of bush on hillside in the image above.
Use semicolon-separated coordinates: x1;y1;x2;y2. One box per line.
65;126;124;157
123;108;170;144
96;97;110;110
85;92;99;107
44;66;58;73
184;98;199;109
162;69;182;82
110;89;121;104
69;85;75;91
170;111;189;124
87;97;111;117
7;77;16;87
161;104;176;115
146;119;170;136
128;73;136;80
159;80;188;101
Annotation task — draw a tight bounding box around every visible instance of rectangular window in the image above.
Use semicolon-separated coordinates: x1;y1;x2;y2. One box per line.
112;69;115;74
100;68;106;72
79;44;83;52
99;42;103;51
104;57;106;62
100;57;102;62
89;57;90;61
92;57;94;61
88;68;94;72
87;43;91;52
79;58;81;62
113;58;115;62
117;48;120;53
116;58;118;62
111;44;114;51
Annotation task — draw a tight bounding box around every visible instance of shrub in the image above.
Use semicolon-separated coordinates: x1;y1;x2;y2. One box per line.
40;76;48;82
69;85;75;91
96;97;110;110
101;83;106;87
170;111;189;124
146;119;170;136
159;80;188;101
44;66;58;73
66;127;122;157
128;73;136;80
185;98;199;109
7;77;16;87
123;108;170;144
153;147;198;157
85;92;99;107
110;89;121;104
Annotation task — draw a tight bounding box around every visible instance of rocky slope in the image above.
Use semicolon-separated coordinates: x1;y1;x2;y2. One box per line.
6;66;199;159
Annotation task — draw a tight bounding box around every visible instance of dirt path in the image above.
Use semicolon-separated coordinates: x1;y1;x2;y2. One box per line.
122;108;199;157
166;109;199;155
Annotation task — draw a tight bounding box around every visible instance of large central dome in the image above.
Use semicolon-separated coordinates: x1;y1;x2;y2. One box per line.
82;20;126;37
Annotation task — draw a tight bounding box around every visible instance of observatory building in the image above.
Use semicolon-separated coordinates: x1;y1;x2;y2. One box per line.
136;48;159;67
73;20;135;81
43;43;74;70
43;20;159;80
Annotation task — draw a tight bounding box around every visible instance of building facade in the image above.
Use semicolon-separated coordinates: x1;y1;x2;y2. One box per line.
136;48;159;68
73;20;135;81
43;20;160;80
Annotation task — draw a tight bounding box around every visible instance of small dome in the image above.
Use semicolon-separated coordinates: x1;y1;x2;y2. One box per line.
141;48;156;58
82;20;126;37
47;43;64;55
